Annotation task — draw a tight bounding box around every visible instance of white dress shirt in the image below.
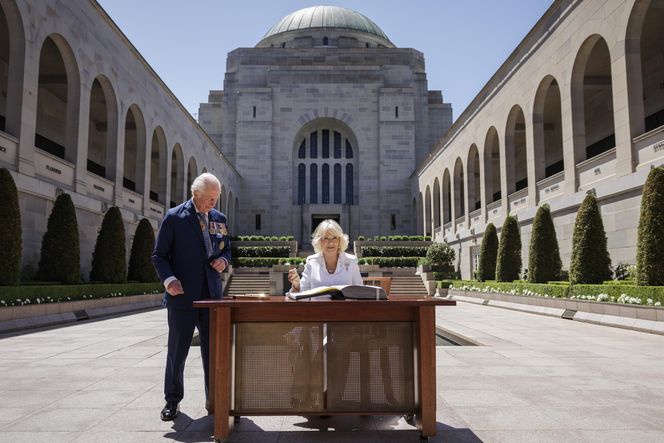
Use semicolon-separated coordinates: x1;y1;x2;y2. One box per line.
297;251;363;292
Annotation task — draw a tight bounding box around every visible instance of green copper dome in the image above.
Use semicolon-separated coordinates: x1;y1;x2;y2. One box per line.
261;5;392;45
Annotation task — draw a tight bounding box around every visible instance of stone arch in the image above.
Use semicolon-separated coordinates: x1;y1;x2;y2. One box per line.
442;168;452;225
483;127;501;204
227;190;234;229
424;185;432;236
533;75;564;181
625;0;664;137
149;126;167;204
570;35;616;164
505;105;528;194
35;34;81;164
170;144;184;207
466;144;481;212
0;0;26;137
123;104;146;194
187;156;198;199
416;192;423;235
433;177;441;229
453;157;465;219
87;75;119;181
219;184;226;213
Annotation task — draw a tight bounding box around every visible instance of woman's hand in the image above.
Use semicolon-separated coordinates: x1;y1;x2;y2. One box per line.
288;268;301;292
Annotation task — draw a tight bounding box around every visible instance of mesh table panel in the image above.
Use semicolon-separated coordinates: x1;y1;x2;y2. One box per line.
326;322;415;411
235;323;324;412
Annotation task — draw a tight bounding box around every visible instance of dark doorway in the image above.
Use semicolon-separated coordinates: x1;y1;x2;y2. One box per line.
311;214;340;234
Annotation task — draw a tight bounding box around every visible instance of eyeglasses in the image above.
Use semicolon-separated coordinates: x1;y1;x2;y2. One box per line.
321;236;339;243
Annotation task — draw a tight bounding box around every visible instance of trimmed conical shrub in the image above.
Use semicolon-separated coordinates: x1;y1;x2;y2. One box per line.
0;168;22;285
128;218;157;283
569;193;611;284
496;215;522;282
528;204;562;283
37;193;80;284
90;206;127;283
477;223;498;281
636;166;664;286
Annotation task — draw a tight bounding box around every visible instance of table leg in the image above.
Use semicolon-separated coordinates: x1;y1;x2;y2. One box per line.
214;307;232;441
208;308;218;415
417;305;436;437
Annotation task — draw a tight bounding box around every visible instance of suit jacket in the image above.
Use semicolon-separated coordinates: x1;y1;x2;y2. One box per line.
298;251;363;292
152;199;232;309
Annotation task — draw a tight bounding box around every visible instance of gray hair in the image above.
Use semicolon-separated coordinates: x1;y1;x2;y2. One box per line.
311;219;349;254
190;172;221;194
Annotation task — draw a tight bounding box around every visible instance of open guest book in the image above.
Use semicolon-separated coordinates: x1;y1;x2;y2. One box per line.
287;284;387;300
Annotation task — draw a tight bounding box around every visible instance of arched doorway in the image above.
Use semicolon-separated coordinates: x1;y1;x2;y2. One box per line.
293;118;358;241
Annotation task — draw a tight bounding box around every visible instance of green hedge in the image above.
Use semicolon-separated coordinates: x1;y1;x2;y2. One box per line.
361;246;428;257
0;282;163;307
448;280;664;304
232;246;290;258
233;257;304;267
362;257;421;267
234;235;294;241
451;280;568;298
0;168;21;285
358;235;432;241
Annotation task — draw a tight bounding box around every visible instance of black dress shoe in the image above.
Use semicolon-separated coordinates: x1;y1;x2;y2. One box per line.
160;401;180;421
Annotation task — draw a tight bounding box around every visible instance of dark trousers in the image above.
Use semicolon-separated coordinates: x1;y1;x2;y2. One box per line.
164;306;210;403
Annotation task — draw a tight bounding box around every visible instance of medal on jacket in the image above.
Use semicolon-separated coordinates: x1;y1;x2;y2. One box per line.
219;240;225;250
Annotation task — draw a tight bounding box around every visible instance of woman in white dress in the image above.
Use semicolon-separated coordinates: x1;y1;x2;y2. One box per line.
288;219;362;292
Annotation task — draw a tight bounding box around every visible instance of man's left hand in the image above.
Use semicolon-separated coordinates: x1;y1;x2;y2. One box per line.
210;258;227;273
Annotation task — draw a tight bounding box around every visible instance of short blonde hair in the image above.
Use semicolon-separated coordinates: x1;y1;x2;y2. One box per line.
311;219;349;254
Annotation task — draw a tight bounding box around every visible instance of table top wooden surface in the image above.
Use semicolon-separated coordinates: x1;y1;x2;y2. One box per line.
195;295;456;308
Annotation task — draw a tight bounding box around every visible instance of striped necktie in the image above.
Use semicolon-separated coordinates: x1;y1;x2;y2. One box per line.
197;212;214;257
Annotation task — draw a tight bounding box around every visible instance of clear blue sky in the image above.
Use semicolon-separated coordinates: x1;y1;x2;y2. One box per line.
97;0;553;121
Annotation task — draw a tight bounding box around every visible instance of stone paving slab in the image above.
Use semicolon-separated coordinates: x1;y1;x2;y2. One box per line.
0;302;663;442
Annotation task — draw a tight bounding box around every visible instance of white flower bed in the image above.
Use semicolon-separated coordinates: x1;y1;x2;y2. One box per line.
449;284;661;307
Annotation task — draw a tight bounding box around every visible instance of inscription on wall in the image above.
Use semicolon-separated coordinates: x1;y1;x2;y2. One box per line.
512;197;526;207
0;146;6;153
46;164;62;175
544;184;560;195
93;184;105;192
594;167;602;176
128;198;135;204
653;141;664;153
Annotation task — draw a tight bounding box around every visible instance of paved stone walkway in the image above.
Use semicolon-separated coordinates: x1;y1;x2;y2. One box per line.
0;302;663;442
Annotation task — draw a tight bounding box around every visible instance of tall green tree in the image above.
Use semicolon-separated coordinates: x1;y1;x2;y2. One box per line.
636;166;664;286
90;206;127;283
496;215;522;282
128;218;158;282
38;193;80;284
477;223;498;281
569;193;611;284
528;204;562;283
0;168;22;285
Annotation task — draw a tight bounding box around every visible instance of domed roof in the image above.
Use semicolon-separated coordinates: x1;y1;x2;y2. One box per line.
262;5;392;44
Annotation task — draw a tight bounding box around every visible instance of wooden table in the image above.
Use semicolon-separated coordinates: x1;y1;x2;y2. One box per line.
195;295;455;442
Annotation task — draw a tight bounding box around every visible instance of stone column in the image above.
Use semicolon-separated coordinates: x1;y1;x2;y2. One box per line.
73;80;90;195
609;44;635;177
525;116;538;207
559;79;579;194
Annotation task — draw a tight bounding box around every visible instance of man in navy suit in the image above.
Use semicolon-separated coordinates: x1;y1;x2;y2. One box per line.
152;172;231;421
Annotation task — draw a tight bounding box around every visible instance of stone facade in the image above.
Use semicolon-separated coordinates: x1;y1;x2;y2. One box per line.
415;0;664;279
0;0;241;278
199;6;452;244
